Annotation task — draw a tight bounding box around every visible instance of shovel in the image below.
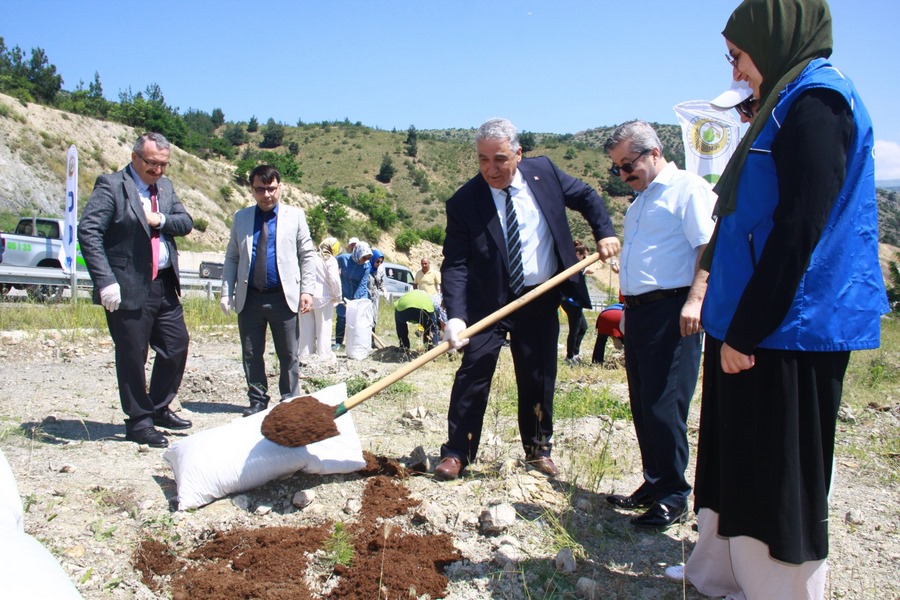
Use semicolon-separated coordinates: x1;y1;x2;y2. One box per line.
261;252;603;446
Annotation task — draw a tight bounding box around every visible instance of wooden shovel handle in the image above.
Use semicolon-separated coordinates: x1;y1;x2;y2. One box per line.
342;252;602;412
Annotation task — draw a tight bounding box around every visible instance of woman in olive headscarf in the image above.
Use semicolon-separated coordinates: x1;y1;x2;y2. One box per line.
685;1;888;598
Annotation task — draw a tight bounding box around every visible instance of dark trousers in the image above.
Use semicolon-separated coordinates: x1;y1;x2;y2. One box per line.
623;293;701;506
441;290;560;465
237;288;300;404
335;303;346;345
561;301;587;359
394;307;438;349
592;335;610;364
105;269;189;433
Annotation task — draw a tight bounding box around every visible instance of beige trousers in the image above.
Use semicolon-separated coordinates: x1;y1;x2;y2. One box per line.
685;508;827;600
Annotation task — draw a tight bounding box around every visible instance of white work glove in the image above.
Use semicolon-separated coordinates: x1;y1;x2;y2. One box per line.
219;296;232;316
442;318;469;351
99;283;121;312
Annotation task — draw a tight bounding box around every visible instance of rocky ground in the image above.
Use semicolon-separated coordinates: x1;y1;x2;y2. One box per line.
0;324;897;599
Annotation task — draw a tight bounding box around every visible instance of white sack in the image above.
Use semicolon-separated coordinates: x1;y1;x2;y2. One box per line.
163;383;366;510
345;298;373;360
0;447;24;533
0;531;83;598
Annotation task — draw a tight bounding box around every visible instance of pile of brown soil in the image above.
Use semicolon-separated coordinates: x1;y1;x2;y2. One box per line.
133;457;460;599
261;396;340;447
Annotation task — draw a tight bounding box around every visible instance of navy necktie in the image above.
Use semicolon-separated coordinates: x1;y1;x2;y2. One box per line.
504;186;524;295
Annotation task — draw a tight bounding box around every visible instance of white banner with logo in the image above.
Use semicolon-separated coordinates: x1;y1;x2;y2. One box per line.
673;101;741;185
61;145;78;274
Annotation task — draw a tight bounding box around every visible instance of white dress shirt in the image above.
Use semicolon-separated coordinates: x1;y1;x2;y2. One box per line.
490;169;557;286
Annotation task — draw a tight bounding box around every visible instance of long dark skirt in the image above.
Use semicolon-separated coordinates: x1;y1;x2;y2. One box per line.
694;337;849;564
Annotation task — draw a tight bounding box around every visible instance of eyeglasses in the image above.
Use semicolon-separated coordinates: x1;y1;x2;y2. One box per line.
136;152;170;169
725;53;737;69
254;185;279;194
608;149;651;177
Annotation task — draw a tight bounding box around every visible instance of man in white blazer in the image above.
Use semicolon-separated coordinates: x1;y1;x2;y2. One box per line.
221;165;316;416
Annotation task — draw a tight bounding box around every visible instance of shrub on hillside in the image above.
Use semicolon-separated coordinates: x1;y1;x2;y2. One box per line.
260;118;285;148
395;228;420;252
376;153;396;183
223;123;248;146
419;225;445;245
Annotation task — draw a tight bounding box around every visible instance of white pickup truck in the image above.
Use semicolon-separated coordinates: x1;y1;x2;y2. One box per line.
0;217;85;301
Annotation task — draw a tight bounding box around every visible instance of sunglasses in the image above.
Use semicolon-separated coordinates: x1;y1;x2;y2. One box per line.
735;96;757;120
608;149;651;177
253;185;279;194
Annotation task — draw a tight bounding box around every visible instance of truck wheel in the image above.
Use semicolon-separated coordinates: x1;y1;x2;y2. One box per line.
27;285;65;303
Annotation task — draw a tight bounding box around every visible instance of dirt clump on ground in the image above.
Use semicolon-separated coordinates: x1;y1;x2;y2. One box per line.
261;396;340;447
133;464;459;599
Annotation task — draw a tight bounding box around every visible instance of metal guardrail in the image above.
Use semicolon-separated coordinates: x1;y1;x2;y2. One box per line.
2;264;616;308
0;265;223;301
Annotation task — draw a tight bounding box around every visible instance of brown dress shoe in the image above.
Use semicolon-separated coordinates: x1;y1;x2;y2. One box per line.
528;456;559;477
434;456;463;481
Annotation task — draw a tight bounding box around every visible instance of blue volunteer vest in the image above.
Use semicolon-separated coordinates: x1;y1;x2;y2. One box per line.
703;59;888;351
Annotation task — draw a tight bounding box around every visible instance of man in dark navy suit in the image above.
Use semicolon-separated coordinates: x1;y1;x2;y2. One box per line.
435;118;620;480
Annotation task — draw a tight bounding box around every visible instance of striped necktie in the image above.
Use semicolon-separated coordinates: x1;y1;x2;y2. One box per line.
504;186;524;295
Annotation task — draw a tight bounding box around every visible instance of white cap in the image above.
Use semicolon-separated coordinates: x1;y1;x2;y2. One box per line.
710;80;754;110
348;237;359;245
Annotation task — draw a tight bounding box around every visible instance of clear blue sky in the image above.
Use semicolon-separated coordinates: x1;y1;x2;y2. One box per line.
5;0;900;179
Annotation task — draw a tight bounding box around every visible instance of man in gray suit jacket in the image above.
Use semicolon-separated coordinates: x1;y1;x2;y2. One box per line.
221;165;316;416
79;132;194;448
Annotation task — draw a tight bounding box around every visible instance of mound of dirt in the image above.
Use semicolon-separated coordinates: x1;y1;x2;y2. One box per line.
135;460;460;599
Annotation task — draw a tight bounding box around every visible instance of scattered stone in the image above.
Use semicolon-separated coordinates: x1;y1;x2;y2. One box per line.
576;577;601;599
499;458;518;477
574;497;593;512
845;509;864;525
254;504;273;516
495;543;521;571
556;547;577;573
232;495;250;511
59;464;75;473
64;544;85;558
838;406;857;424
402;406;428;419
292;490;315;509
407;445;430;472
412;500;446;526
343;497;362;514
137;444;150;453
480;503;517;534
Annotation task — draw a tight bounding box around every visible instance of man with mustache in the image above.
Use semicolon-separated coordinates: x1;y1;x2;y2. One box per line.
602;120;716;530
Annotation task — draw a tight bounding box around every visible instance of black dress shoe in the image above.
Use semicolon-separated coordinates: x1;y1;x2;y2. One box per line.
152;409;192;430
606;490;655;510
125;426;168;448
242;401;268;417
630;501;689;530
